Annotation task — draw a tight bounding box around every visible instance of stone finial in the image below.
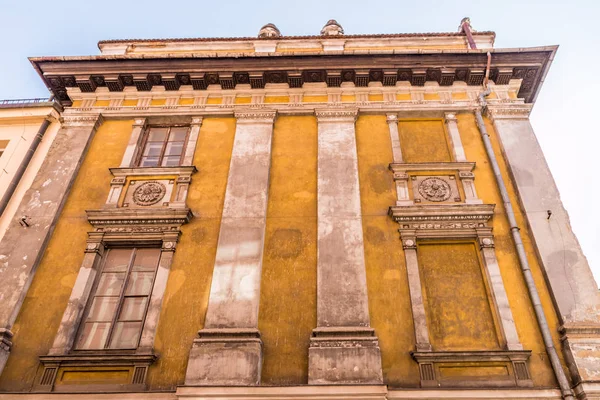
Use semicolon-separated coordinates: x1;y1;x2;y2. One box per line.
258;23;281;38
459;17;475;33
320;19;344;36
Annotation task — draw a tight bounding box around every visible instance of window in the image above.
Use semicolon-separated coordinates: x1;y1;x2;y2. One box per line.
0;140;9;158
138;126;189;167
76;248;161;350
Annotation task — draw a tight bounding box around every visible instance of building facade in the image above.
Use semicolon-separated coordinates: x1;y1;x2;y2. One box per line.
0;98;62;242
0;19;598;399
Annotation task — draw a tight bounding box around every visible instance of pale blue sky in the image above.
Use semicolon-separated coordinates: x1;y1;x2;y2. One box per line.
1;0;598;283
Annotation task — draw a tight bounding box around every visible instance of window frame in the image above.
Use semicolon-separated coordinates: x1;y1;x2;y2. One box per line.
73;246;161;352
136;125;191;168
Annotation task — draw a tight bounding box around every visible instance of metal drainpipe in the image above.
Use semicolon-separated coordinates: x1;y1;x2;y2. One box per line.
475;53;575;400
0;118;52;217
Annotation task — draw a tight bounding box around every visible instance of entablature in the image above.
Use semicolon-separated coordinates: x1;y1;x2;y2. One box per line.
31;47;555;106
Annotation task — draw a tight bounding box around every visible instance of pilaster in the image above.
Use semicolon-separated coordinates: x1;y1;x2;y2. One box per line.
184;110;276;386
444;112;467;162
308;109;383;385
0;114;103;375
488;104;600;391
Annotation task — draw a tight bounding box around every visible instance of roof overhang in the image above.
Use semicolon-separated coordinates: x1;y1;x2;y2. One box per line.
30;46;557;107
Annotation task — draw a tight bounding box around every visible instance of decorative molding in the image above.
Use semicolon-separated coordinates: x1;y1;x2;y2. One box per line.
234;110;276;122
418;177;452;202
110;166;196;177
486;105;532;121
412;350;533;389
132;181;167;206
0;329;13;353
61;114;103;128
390;162;476;174
389;204;495;233
315;109;358;122
36;354;157;393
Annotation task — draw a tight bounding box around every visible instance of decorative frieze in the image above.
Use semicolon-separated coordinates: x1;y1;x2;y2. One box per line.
412;350;533;388
390;203;526;378
390;162;482;206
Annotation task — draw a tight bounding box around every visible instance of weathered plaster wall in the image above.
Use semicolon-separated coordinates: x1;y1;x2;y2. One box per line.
147;117;235;390
418;241;500;351
0;120;132;391
0;113;571;392
397;120;452;163
0;118;60;242
355;115;420;387
457;113;565;387
258;116;318;385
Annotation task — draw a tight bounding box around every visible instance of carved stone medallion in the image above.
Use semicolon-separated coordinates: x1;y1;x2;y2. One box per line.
418;177;452;202
132;181;166;206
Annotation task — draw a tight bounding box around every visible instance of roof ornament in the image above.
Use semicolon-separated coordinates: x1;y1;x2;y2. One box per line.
458;17;475;33
320;19;344;36
258;23;281;38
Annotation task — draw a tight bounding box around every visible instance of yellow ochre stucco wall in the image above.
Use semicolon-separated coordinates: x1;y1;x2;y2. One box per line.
457;113;566;387
258;116;318;385
0;120;134;391
146;117;236;390
355;115;420;387
0;112;566;391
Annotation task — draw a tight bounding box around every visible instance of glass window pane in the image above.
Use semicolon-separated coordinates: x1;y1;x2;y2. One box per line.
133;249;160;271
103;249;132;272
161;156;181;167
119;297;147;321
76;322;110;349
169;127;188;141
109;321;142;349
143;142;163;157
96;272;125;296
164;142;183;157
87;297;118;321
140;157;159;167
147;128;167;142
125;271;154;296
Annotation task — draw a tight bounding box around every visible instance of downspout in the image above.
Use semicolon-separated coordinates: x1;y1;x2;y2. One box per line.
474;52;575;400
0;116;52;217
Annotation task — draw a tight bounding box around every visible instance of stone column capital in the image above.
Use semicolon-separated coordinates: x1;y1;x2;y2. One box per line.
486;105;532;122
386;113;398;123
190;116;204;126
315;109;358;123
61;114;104;129
444;112;458;122
132;117;147;128
234;110;276;123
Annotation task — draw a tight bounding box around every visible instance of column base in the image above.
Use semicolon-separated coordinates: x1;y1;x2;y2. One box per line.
184;328;263;386
308;326;383;385
0;328;13;376
561;323;600;397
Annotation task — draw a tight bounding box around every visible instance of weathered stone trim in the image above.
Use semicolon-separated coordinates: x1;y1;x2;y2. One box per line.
36;354;157;393
386;113;403;163
488;107;600;390
309;108;382;384
390;204;525;357
444;112;467;162
182;116;203;165
389;162;482;206
120;117;147;167
411;350;533;388
184;109;276;386
0;113;102;376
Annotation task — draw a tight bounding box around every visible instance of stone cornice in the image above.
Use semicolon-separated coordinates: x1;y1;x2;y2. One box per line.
315;109;358;122
60;114;103;128
389;203;496;226
486;104;532;121
31;48;555;106
234;110;277;122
